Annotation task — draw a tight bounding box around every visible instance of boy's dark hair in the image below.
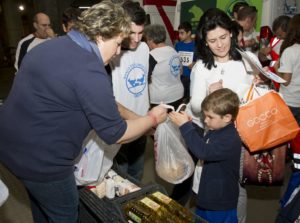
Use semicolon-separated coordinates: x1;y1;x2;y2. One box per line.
122;0;146;25
178;21;192;33
272;15;291;33
201;88;240;120
232;2;249;15
237;5;257;21
62;7;81;27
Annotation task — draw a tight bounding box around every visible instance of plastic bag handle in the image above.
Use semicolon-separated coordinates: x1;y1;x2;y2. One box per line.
159;104;175;111
159;103;187;112
176;104;187;112
245;84;261;102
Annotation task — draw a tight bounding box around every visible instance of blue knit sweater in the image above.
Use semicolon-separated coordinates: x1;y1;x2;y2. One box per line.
0;35;126;182
180;122;241;210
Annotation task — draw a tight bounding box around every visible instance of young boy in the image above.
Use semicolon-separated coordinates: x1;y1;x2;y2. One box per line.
169;88;241;222
175;21;195;102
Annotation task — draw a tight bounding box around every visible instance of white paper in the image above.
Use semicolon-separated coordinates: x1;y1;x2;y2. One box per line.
237;48;286;84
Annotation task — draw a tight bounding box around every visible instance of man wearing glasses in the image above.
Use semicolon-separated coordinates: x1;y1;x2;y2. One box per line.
14;12;56;71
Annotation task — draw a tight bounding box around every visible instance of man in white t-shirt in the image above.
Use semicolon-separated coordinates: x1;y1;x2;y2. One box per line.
109;1;150;181
14;12;56;71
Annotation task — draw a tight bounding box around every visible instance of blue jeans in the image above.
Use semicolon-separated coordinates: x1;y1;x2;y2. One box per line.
196;207;238;223
115;136;147;181
22;174;79;223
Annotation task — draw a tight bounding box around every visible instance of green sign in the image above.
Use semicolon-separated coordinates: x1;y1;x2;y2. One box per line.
217;0;263;31
180;0;217;32
180;0;263;33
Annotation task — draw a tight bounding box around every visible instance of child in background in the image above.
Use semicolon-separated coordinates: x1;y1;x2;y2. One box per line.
258;15;290;90
169;88;241;223
236;6;259;53
175;21;195;103
232;1;249;20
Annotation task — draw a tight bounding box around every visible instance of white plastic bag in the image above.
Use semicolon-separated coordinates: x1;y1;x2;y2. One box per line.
0;178;9;207
154;104;195;184
74;130;121;185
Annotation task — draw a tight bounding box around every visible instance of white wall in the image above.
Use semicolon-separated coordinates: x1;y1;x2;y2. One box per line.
143;4;176;46
262;0;300;27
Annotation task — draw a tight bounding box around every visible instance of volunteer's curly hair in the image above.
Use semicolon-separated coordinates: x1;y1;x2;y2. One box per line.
73;1;131;41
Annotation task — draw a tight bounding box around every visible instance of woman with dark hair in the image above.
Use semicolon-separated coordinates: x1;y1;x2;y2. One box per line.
190;8;260;122
274;14;300;221
189;8;262;223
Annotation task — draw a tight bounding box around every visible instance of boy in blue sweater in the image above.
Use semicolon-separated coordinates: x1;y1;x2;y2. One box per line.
175;21;195;103
169;88;241;223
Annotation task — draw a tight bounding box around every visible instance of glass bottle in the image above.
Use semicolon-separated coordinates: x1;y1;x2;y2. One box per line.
149;191;194;222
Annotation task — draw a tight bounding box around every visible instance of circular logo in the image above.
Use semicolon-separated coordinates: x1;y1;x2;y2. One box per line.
169;55;181;77
125;64;147;97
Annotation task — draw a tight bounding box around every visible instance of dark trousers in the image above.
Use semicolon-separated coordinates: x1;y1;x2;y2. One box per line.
115;136;147;181
22;174;79;223
181;76;191;100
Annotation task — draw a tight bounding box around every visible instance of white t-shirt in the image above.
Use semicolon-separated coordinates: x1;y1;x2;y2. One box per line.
190;54;257;127
14;34;49;71
110;42;150;116
278;43;300;107
149;46;184;104
243;28;259;54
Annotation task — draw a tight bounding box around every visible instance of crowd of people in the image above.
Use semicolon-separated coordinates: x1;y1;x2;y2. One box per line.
0;0;299;222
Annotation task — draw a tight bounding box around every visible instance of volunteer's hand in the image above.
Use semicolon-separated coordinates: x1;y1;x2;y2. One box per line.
148;105;167;125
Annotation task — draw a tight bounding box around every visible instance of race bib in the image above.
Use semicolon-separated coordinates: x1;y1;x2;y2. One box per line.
179;51;193;66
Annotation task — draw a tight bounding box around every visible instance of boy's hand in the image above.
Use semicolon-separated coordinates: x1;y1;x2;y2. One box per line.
168;111;190;127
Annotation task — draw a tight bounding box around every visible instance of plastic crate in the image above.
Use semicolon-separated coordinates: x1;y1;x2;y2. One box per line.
107;183;208;223
79;187;126;223
79;165;207;223
79;183;166;223
105;183;167;221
